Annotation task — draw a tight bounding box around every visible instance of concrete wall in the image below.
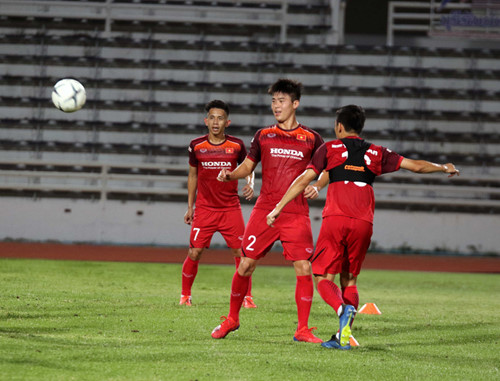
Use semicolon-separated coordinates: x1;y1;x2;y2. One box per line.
1;198;498;255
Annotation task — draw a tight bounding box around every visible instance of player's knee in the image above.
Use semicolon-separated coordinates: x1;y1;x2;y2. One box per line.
293;260;312;276
313;275;325;287
238;257;256;276
188;247;204;261
340;272;356;287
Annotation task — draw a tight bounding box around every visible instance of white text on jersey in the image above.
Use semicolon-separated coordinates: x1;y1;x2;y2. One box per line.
201;161;232;168
270;148;304;159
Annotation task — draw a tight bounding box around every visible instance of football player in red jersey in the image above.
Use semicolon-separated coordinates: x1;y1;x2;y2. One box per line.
267;104;460;349
180;100;257;308
211;79;325;343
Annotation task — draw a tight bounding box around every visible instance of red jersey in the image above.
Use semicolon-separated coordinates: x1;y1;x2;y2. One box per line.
189;134;247;211
248;124;324;215
307;136;403;223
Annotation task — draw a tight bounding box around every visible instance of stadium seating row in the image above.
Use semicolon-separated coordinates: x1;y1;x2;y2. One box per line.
2;53;499;81
3;117;498;144
3;74;500;101
0;158;498;213
1;137;498;169
1;32;499;59
2;95;499;125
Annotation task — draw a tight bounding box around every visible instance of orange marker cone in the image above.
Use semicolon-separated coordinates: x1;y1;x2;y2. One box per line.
349;335;359;347
358;303;382;315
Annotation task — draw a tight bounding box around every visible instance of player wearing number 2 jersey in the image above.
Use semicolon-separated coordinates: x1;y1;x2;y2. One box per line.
180;100;256;308
267;105;460;349
211;79;325;343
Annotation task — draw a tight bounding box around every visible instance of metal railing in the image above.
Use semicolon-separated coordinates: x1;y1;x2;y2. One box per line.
0;0;346;44
0;0;347;44
1;0;289;41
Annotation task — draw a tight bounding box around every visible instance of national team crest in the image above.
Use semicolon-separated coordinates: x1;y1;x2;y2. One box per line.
297;134;306;141
225;147;234;154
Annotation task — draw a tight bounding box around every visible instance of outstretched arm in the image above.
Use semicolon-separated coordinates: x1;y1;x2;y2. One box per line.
400;158;459;177
267;168;318;227
184;165;198;225
218;157;257;182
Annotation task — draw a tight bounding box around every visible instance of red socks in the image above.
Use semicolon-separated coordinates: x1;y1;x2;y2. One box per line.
318;281;359;319
234;256;252;297
228;271;250;322
295;275;314;330
181;256;199;296
182;255;253;299
317;279;344;315
342;285;359;310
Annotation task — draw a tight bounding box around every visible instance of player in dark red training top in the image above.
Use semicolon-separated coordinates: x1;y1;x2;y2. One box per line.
211;79;325;343
180;100;256;308
267;105;460;349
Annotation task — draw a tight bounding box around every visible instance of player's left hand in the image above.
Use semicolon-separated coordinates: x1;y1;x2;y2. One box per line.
303;185;319;199
266;208;280;227
241;184;254;200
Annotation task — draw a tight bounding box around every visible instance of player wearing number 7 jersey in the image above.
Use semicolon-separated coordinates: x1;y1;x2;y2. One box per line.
211;79;325;343
180;100;256;308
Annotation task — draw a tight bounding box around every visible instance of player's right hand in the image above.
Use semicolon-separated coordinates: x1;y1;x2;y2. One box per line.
217;168;232;182
266;208;280;227
184;208;194;225
443;163;460;178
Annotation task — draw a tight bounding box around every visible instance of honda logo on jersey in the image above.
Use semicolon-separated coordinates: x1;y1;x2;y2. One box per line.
201;161;231;168
270;148;304;159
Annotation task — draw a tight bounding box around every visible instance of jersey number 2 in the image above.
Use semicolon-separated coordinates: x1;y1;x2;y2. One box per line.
245;235;256;251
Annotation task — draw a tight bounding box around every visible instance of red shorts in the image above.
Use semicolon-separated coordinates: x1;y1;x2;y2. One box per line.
311;215;373;277
241;208;314;262
190;207;244;249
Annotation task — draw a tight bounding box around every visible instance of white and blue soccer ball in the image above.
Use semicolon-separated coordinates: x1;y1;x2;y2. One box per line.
51;78;86;112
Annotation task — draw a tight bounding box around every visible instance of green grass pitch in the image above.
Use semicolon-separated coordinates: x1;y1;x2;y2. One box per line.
0;258;498;380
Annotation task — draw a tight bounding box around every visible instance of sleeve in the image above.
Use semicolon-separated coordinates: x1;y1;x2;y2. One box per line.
312;129;325;154
238;140;247;165
380;147;403;174
306;142;327;174
247;130;262;163
188;141;197;167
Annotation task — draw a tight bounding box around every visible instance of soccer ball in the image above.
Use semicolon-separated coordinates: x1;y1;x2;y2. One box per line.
51;78;86;112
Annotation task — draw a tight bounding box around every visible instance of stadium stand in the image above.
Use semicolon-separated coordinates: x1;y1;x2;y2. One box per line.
0;0;499;215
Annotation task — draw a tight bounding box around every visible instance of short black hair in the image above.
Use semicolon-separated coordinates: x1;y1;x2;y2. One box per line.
267;78;303;101
336;105;366;134
205;99;229;116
